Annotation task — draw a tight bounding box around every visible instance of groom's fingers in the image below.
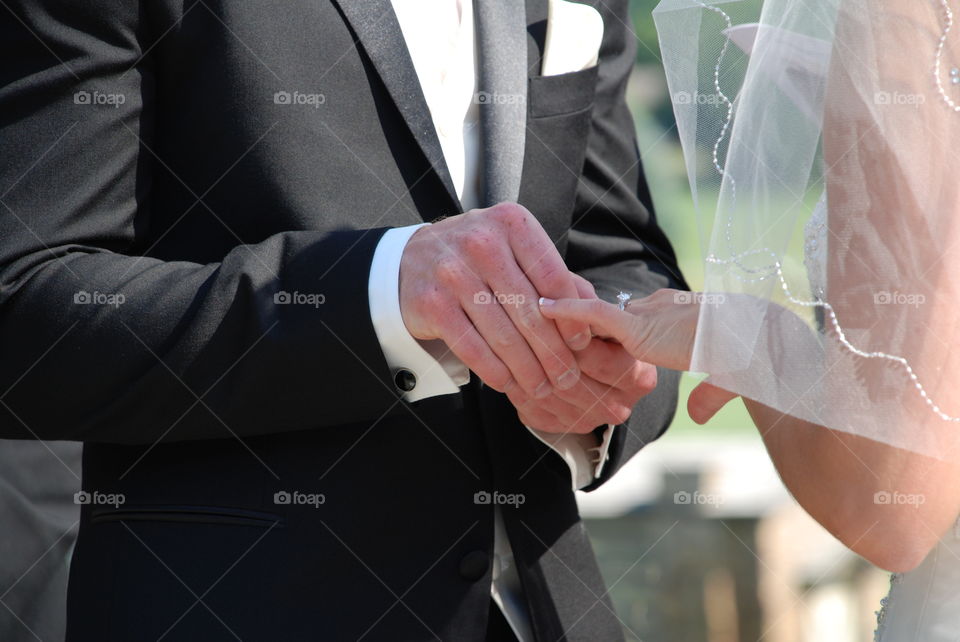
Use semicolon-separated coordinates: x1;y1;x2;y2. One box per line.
575;338;647;388
570;274;597;300
495;204;591;350
482;260;581;391
687;380;739;424
436;307;515;394
569;274;601;337
458;285;552;399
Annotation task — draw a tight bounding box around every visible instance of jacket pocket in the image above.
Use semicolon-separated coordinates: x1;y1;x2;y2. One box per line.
527;65;598;119
519;66;599;248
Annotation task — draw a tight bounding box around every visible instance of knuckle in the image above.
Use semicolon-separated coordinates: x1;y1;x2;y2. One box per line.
610;403;633;425
502;377;522;396
529;261;568;293
633;364;659;393
514;302;541;333
489;322;517;351
515;408;533;427
486;370;513;393
492;202;527;225
417;288;448;322
517;405;548;430
433;256;467;288
462;229;500;260
454;338;485;366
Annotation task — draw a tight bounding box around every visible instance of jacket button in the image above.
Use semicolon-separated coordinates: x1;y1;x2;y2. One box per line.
394;369;417;392
458;550;490;581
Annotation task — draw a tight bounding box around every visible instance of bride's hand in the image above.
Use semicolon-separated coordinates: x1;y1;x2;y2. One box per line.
539;288;696;370
539;288;739;423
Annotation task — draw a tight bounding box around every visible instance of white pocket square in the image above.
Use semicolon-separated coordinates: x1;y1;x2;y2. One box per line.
542;0;604;76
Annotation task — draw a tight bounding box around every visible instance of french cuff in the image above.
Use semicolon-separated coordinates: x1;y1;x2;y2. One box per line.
526;424;616;491
368;224;470;403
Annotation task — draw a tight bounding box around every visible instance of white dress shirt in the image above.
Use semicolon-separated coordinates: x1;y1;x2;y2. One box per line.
367;2;609;639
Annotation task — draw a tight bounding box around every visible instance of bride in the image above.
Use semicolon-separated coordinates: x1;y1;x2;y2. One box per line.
542;0;960;639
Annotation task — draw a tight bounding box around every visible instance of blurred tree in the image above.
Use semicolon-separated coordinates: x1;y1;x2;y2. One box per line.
630;0;664;65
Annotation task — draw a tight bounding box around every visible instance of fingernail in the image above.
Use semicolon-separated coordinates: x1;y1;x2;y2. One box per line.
539;297;555;307
534;380;553;399
557;369;579;390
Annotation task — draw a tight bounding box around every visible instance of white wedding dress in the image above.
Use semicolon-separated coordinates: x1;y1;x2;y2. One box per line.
804;197;960;642
873;526;960;641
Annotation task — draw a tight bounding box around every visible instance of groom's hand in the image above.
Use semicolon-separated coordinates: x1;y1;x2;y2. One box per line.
399;203;592;398
508;336;658;434
507;276;658;434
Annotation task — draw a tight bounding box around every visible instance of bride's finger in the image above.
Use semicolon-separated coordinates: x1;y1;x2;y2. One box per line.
687;380;739;424
539;297;634;346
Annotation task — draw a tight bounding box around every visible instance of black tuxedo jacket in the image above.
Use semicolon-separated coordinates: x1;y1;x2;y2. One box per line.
0;0;685;640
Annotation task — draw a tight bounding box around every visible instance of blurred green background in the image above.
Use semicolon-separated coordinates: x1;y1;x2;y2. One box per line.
625;0;754;437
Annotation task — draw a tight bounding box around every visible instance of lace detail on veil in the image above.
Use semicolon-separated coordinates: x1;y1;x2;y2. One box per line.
686;1;960;426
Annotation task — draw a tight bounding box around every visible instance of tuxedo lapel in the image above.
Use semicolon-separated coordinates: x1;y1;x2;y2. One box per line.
331;0;461;211
475;0;529;207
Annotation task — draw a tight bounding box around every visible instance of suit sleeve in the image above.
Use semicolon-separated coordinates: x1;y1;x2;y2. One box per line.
0;2;403;443
563;0;689;491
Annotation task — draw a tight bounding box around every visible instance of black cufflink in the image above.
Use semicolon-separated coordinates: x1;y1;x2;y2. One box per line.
394;369;417;392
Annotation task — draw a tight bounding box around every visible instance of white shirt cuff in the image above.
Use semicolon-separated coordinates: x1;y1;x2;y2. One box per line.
526;424;616;490
369;225;617;487
368;224;470;403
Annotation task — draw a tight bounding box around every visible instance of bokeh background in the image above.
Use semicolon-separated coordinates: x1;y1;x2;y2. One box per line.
576;3;892;641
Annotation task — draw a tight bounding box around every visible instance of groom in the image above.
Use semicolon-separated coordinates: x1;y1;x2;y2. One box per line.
0;0;684;640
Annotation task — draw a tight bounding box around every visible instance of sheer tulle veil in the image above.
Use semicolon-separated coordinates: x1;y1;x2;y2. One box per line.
653;0;960;458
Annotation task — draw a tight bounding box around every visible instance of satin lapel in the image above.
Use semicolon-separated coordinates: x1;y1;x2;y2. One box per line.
475;0;529;207
331;0;462;211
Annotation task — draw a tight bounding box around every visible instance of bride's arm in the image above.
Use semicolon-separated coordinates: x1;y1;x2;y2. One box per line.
542;0;960;573
749;0;960;572
542;285;960;572
742;400;959;572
